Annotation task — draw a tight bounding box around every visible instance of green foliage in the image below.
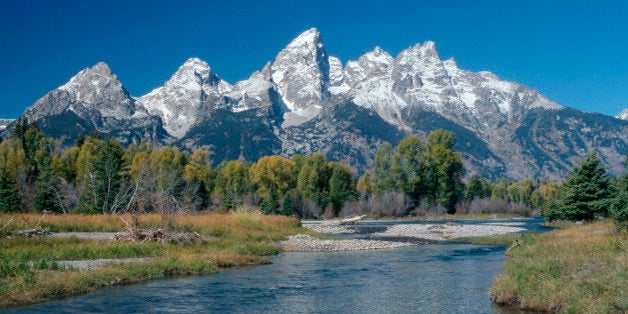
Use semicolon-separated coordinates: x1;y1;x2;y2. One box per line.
0;166;20;212
610;157;628;231
391;135;423;203
422;130;465;212
328;162;356;215
543;151;616;221
370;142;396;195
465;175;491;200
296;153;330;209
91;138;125;213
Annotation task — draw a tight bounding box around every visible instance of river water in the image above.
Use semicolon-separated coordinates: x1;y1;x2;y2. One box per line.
11;219;546;313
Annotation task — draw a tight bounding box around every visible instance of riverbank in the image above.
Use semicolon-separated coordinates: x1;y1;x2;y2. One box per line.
0;212;309;307
279;220;529;251
490;220;626;312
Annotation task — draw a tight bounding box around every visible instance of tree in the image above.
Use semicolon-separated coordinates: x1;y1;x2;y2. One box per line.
0;166;20;212
491;178;508;200
543;151;615;221
184;149;212;208
91;138;125;213
328;162;356;216
466;175;491;200
422;130;465;213
250;156;297;200
610;155;628;231
297;153;330;209
391;135;424;203
357;171;372;198
215;160;250;210
371;142;396;196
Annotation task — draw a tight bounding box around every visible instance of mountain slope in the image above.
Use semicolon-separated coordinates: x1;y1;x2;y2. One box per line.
8;28;628;179
10;63;169;146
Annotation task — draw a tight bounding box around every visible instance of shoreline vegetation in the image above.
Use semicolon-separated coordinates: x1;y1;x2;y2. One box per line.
490;220;627;313
1;211;538;308
0;211;310;307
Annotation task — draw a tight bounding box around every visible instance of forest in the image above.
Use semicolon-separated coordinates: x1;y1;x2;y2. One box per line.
0;117;626;228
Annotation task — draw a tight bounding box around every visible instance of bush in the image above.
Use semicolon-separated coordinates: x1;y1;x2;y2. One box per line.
456;198;533;217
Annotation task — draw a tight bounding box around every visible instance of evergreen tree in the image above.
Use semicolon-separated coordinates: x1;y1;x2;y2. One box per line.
544;151;615;221
328;162;355;216
76;131;86;148
92;138;125;213
33;168;61;212
280;192;295;216
0;166;20;212
610;155;628;231
466;175;491;200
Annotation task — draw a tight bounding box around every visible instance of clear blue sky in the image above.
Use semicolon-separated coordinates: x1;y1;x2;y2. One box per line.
1;0;627;118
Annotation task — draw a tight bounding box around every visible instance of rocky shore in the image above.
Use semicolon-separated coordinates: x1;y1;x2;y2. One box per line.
279;221;528;252
278;234;414;252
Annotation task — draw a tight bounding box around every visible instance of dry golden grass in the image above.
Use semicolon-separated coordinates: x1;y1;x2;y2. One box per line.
0;210;308;308
491;220;627;313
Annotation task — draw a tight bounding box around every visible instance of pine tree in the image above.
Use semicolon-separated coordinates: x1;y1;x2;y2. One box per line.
328;162;355;216
0;166;20;212
544;151;615;221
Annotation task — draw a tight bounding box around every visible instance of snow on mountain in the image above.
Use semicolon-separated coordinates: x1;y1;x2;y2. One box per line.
226;62;275;113
136;58;232;138
14;27;626;180
270;28;330;126
0;118;14;131
617;108;628;120
24;62;139;122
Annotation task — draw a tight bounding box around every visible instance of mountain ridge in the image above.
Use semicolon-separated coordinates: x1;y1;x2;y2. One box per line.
4;28;627;180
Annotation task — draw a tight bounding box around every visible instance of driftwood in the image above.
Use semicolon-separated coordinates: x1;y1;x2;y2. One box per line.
113;228;206;244
321;215;366;226
15;227;52;237
339;215;366;225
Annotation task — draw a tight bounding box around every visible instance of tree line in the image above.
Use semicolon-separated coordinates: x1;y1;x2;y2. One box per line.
0;118;625;228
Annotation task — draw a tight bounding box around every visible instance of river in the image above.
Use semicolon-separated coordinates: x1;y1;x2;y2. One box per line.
11;218;545;313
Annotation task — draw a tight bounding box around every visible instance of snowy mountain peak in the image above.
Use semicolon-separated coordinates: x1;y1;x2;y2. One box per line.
59;62;119;94
617;108;628;120
166;57;230;91
287;28;322;49
271;27;330;126
136;58;232;138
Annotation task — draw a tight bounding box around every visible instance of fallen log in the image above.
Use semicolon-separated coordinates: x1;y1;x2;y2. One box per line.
15;227;51;237
337;215;366;225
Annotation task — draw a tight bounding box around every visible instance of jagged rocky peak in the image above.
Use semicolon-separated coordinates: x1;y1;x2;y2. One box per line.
391;41;455;108
344;46;394;87
271;27;331;126
226;62;275;112
136;58;232;139
165;57;231;92
32;62;135;119
328;56;344;86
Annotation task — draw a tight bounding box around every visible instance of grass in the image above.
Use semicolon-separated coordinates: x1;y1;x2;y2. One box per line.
490;220;627;313
0;211;309;307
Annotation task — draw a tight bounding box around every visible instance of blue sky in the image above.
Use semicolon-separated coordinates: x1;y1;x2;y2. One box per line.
1;0;627;118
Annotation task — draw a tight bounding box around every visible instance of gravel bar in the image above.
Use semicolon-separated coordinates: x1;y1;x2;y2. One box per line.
278;234;413;252
374;223;527;241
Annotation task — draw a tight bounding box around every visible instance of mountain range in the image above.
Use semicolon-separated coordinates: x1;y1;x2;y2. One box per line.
3;28;627;180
